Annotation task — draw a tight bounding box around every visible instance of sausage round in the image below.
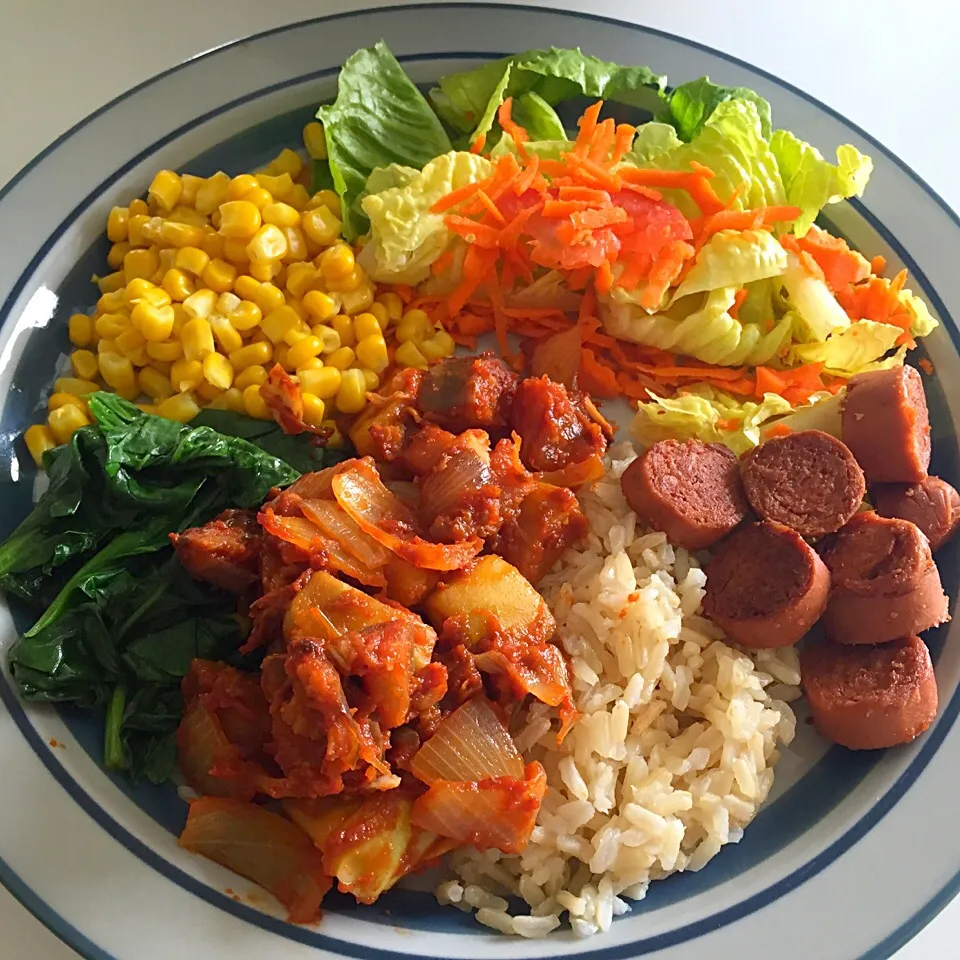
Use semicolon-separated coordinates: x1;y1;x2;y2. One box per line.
820;512;949;645
872;475;960;552
702;520;830;648
800;635;938;749
740;429;865;538
620;440;747;550
842;365;931;483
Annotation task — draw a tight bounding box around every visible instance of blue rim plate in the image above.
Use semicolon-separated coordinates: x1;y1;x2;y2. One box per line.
1;6;959;959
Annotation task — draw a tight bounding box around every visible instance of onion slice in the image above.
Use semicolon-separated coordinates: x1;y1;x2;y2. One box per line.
410;698;523;785
536;453;606;488
301;498;392;569
332;459;482;571
530;324;582;388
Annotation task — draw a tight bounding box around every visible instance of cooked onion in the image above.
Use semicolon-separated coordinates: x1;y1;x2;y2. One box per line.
410;698;523;785
420;440;493;525
301;498;391;569
536;453;606;488
530;324;582;388
333;459;482;571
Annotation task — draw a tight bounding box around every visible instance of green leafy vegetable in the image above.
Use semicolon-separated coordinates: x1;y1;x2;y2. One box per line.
790;319;904;376
1;394;301;782
512;91;567;142
780;252;851;341
429;47;665;146
659;75;772;141
317;41;453;240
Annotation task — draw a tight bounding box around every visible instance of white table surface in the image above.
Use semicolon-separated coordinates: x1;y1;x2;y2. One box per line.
0;0;955;956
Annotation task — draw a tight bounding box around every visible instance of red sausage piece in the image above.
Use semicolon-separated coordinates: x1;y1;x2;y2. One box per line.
740;430;866;538
842;366;931;483
800;635;938;749
820;513;949;645
872;476;960;552
702;520;830;648
620;440;747;550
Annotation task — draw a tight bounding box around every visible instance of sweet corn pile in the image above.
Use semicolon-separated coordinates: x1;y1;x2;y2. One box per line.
24;123;456;468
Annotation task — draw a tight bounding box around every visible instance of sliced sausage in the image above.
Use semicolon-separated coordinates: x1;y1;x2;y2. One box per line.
872;476;960;552
702;520;830;648
820;512;949;645
620;440;747;550
800;635;938;749
740;429;865;538
841;365;931;483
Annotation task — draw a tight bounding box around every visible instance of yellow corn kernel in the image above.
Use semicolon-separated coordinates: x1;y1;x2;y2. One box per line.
48;403;91;444
234;365;269;391
273;342;292;370
256;172;294;201
106;206;129;242
116;325;147;358
174;246;210;277
261;305;301;344
242;384;271;419
319;244;354;282
311;324;341;355
284;326;309;347
138;403;158;415
286;335;323;370
298;366;341;399
301;206;342;248
352;312;382;342
170;358;205;392
302;122;327;160
124;247;160;283
140;217;165;245
286;184;311;212
250;282;284;314
216;292;240;315
330;266;367;295
273;148;304;180
146;340;183;363
201;231;225;260
221;237;250;265
98;351;136;393
249;261;281;283
229;341;273;371
95;313;130;340
308;189;341;216
355;334;389;374
68;313;94;348
148;170;182;211
159;221;205;249
195;173;231;215
202;352;234;391
230;275;257;301
281;226;308;263
284;262;317;300
167;205;209;227
367;302;390;331
70;349;99;381
246;224;288;265
55;377;100;397
340;284;374;316
241;186;273;211
397;309;433;344
228;174;260;200
298;357;326;373
181;290;217;323
302;289;338;322
421;330;456;361
107;242;131;271
262;202;300;229
156;391;200;423
96;291;125;316
218;200;262;240
201;258;237;294
161;268;195;302
182;317;215;361
330;313;356;349
335;368;368;414
137;366;175;402
202;318;235;356
229;300;264;334
376;292;404;324
132;302;176;342
126;214;149;247
362;370;380;391
24;424;57;466
196;381;223;404
97;271;127;294
48;392;87;412
206;386;243;412
326;346;355;371
299;393;325;428
178;174;203;206
97;338;118;356
128;198;149;217
125;279;170;307
395;340;429;370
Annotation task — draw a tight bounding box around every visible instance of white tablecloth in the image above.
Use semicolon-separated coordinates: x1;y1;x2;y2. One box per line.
0;1;955;956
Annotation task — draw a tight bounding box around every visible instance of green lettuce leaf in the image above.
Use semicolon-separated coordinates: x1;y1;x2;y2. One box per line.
770;130;873;235
672;229;789;302
430;47;665;145
317;41;452;240
631;385;793;455
758;390;844;442
513;91;567;141
900;289;939;338
630;122;683;163
659;76;772;141
790;319;903;376
780;251;851;341
358;151;493;285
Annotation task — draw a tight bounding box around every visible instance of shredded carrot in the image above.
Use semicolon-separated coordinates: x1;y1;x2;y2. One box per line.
574;101;604;158
475;189;506;225
765;423;794;439
444;215;501;248
610;123;637;165
392;284;416;304
788;226;872;291
497;98;529;156
469;132;486;154
513;153;540;196
558;185;611;204
595;261;614;295
870;254;887;276
755;366;787;397
431;180;486;214
688;161;716;179
430;249;455;276
587;118;617;164
730;288;749;320
919;357;935;375
579;348;619;396
716;418;740;432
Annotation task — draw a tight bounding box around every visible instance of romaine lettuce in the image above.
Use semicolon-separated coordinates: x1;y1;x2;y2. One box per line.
790;319;903;375
659;76;772;141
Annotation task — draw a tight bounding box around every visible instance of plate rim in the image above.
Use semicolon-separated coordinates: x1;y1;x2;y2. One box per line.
1;4;959;959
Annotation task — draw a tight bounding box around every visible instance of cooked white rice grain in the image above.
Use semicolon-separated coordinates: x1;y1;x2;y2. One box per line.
439;443;800;936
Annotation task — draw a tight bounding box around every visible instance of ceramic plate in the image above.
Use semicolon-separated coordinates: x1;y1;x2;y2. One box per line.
0;5;958;959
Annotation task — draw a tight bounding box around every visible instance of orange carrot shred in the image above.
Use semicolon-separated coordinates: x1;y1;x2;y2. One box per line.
919;357;934;375
475;190;506;225
513;153;540;195
870;254;887;276
595;261;614;295
730;288;749;319
587;118;617;165
431;249;455;276
765;423;794;438
574;101;604;158
498;98;529;158
469;132;486;154
610;123;637;165
431;180;486;214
